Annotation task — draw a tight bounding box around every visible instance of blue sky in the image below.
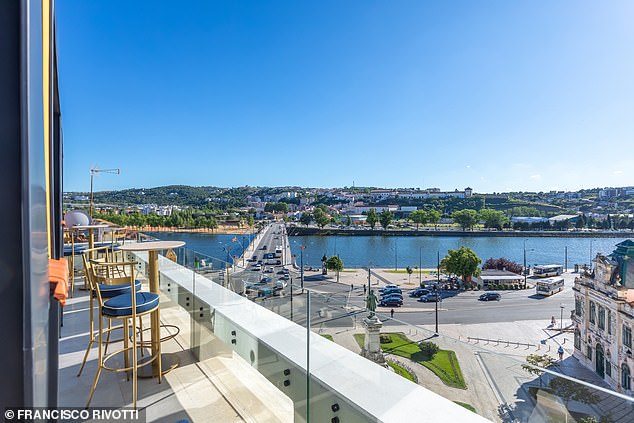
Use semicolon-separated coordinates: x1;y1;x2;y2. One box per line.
57;1;634;193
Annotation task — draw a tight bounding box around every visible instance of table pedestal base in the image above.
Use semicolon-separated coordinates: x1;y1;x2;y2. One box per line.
137;353;180;378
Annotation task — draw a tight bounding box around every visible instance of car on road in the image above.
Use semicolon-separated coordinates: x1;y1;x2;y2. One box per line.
260;276;272;283
379;297;403;307
252;264;262;271
275;280;287;290
409;288;430;298
419;293;440;303
260;245;267;250
479;292;501;301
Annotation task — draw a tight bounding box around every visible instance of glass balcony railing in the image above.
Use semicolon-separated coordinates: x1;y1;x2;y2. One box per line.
120;239;634;423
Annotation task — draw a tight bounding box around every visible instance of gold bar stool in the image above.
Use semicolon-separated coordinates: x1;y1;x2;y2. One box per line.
85;260;161;409
76;253;144;378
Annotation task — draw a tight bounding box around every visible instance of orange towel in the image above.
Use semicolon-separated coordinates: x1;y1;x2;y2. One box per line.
49;258;69;306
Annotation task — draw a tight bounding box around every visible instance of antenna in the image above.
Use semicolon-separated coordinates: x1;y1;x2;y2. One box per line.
90;166;120;218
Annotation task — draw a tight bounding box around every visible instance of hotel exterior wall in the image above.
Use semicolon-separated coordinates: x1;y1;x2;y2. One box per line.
573;258;634;395
128;251;487;423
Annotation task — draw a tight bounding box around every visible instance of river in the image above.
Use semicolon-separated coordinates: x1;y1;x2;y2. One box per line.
146;231;630;269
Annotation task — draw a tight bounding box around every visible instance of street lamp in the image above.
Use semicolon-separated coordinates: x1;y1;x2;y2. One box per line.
419;247;423;286
300;245;305;290
523;239;527;289
435;251;440;334
560;303;565;330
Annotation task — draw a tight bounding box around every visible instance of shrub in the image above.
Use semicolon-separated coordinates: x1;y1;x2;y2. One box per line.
379;335;391;344
419;341;440;358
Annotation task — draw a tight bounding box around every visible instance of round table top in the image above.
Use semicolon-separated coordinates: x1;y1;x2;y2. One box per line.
71;224;110;230
118;240;185;251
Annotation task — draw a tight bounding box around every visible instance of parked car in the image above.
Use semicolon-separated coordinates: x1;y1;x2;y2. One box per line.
381;293;404;302
261;245;267;250
275;280;287;290
264;267;274;273
419;293;440;303
409;288;430;297
479;292;501;301
379;297;403;307
381;287;402;296
252;264;262;271
380;284;399;293
260;276;272;283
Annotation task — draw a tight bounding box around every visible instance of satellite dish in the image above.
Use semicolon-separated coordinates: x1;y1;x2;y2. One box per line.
65;210;91;227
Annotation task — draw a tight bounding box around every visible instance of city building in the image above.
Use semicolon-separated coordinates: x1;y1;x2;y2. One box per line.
573;240;634;394
475;269;523;289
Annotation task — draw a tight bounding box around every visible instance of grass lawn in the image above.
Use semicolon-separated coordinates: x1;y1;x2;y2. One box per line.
453;402;476;413
354;333;466;389
321;334;334;341
387;361;417;383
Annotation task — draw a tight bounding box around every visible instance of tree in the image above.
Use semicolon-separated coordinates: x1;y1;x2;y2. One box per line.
418;341;440;358
478;209;509;230
410;210;427;230
427;209;442;230
314;209;330;228
379;209;394;230
522;354;557;387
451;209;479;231
406;266;413;283
325;255;344;283
300;212;312;226
483;257;523;275
315;203;329;213
441;246;481;287
366;208;378;229
549;377;600;407
246;214;254;227
345;215;352;226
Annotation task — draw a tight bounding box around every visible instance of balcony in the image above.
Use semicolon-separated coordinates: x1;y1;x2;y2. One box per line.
59;244;634;422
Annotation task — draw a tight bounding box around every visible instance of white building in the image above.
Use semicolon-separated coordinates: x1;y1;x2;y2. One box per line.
573;240;634;394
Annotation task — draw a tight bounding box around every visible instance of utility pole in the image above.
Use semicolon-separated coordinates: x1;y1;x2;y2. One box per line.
89;167;119;218
290;277;293;321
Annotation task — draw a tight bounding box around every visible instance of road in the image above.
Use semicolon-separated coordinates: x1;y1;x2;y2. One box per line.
230;222;577;329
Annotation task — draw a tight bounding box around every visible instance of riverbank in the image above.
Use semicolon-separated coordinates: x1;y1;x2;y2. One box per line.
287;226;631;238
127;225;252;235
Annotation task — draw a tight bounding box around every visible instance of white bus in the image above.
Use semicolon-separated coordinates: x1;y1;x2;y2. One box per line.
535;277;565;296
533;264;564;277
274;246;283;258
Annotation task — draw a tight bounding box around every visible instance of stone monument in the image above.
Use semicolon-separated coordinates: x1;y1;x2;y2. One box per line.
360;290;387;366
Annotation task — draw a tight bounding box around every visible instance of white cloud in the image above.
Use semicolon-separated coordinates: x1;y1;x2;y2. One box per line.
614;170;624;175
530;174;541;180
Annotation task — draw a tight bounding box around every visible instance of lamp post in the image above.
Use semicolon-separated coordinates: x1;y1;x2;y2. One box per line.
434;251;440;334
419;247;423;286
300;245;305;291
560;303;565;330
394;240;398;271
564;246;568;273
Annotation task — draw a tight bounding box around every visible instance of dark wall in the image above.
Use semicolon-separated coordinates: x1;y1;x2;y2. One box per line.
0;0;26;408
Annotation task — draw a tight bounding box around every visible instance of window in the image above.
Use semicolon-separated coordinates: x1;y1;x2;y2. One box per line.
622;364;631;391
575;298;582;316
574;329;581;350
598;306;605;330
589;302;596;324
587;345;593;360
624;326;632;349
606;360;612;377
608;310;612;335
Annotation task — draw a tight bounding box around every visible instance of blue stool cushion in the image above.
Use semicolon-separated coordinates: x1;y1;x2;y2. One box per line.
97;279;142;299
102;292;159;317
